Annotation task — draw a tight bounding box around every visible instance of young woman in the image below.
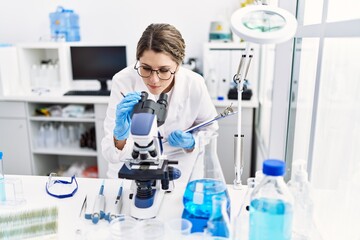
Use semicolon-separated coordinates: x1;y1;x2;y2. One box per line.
101;23;218;178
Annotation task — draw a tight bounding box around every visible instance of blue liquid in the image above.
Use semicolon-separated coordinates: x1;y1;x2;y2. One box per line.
183;179;230;218
0;178;5;202
207;217;231;238
249;198;293;240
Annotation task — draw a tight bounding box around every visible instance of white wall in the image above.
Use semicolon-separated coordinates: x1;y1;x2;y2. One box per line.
0;0;239;66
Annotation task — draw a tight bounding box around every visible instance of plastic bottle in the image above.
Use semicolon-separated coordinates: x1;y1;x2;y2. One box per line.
49;6;80;42
249;159;294;240
0;151;6;202
233;177;255;240
30;64;40;88
206;195;231;238
287;159;314;240
37;124;46;148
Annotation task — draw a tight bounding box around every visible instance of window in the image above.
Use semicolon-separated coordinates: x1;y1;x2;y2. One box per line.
286;1;360;239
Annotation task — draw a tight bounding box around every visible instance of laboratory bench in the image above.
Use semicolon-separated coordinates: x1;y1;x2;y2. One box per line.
0;174;245;239
0;92;258;184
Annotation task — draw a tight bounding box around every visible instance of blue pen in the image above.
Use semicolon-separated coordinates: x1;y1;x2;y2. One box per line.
92;180;106;224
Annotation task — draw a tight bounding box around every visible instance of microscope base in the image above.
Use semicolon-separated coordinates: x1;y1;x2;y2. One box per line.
129;180;165;219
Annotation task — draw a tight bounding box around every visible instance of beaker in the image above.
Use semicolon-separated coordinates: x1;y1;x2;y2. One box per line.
182;132;230;232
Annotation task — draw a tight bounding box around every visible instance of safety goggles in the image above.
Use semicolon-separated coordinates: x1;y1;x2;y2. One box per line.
45;173;78;199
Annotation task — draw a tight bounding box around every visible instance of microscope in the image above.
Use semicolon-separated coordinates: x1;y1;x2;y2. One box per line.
118;91;181;219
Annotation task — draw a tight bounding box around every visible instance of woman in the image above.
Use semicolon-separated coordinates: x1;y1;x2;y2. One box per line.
101;23;218;179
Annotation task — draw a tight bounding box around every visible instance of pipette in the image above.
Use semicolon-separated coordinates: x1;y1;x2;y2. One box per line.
91;180;106;224
105;182;124;222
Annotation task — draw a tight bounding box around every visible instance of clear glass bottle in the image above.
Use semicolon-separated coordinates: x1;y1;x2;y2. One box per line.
206;195;231;238
183;132;230;232
0;151;6;202
233;177;255;240
249;159;294;240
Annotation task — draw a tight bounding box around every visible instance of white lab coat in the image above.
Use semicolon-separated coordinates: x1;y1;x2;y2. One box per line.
101;65;219;179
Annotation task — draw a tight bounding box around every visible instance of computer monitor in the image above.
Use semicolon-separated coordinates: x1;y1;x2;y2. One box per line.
70;46;127;91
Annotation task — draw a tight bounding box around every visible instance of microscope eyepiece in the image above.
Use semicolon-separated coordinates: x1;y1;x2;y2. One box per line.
140;91;148;101
157;93;168;107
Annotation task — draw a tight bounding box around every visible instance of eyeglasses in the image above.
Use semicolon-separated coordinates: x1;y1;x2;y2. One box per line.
134;61;176;81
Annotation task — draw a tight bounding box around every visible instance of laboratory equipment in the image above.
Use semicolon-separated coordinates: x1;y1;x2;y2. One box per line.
109;215;139;239
79;195;87;218
105;182;123;222
209;21;232;42
91;180;106;224
233;177;255;240
206;195;231;238
139;218;165;240
0;151;5;202
45;173;78;199
49;6;80;42
165;218;192;238
0;206;58;239
0;178;26;206
230;2;298;189
182;132;230;233
249;159;294;240
118;91;181;219
287;159;315;240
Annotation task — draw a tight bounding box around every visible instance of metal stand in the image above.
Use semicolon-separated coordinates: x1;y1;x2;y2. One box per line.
233;43;253;190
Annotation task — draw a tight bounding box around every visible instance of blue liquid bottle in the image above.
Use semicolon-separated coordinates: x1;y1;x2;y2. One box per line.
0;151;6;202
182;132;230;233
249;159;294;240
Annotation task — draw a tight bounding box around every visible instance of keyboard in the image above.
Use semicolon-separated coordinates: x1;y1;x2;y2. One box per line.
64;90;111;96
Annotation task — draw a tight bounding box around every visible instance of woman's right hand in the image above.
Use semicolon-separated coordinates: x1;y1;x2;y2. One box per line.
113;92;141;140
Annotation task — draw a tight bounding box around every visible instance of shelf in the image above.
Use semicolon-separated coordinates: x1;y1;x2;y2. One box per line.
33;147;97;156
29;116;95;122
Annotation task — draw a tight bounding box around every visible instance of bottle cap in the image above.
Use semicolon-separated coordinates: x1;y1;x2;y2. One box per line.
263;159;285;176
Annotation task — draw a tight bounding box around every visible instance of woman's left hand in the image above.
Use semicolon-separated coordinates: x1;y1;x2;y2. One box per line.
168;130;195;150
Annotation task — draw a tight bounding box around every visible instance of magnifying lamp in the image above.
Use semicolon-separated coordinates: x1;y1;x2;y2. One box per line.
230;4;297;189
231;5;298;44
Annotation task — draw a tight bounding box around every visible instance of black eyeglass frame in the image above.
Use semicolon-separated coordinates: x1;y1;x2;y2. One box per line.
134;61;177;81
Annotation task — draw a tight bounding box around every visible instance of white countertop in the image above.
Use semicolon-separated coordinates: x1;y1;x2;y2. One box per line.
0;174;245;239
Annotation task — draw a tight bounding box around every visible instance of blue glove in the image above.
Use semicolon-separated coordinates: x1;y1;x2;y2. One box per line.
168;130;195;150
113;92;141;140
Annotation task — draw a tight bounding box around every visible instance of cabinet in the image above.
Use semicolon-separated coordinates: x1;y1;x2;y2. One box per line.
27;101;98;176
0;99;108;178
17;42;71;92
203;42;259;100
0;101;32;174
